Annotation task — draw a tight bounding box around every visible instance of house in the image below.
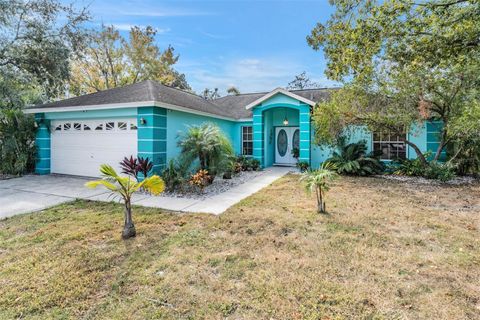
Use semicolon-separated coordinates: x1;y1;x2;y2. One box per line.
25;80;444;177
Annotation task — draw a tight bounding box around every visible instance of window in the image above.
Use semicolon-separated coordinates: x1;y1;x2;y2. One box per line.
63;123;71;131
106;122;115;131
55;124;62;131
95;123;103;131
130;123;138;130
373;130;406;160
83;124;91;131
73;123;81;130
242;126;253;156
118;122;127;130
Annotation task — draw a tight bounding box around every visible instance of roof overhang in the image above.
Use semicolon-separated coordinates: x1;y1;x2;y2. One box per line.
245;87;316;110
24;101;252;122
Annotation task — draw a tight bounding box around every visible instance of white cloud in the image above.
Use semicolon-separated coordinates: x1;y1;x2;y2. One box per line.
110;23;171;33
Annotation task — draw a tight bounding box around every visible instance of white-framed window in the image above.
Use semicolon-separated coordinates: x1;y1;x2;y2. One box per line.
373;130;407;160
242;126;253;156
51;120;137;133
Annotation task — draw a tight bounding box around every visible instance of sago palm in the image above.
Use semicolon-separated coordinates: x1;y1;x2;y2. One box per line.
301;162;338;213
85;164;165;239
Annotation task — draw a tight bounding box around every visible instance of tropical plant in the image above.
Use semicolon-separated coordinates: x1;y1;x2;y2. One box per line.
250;159;261;171
189;169;211;192
301;162;338;213
0;109;37;175
161;158;189;192
291;147;300;160
85;164;165;239
424;161;455;182
137;156;154;178
393;155;455;182
178;123;234;177
325;140;383;176
296;161;309;172
392;158;426;177
119;156;154;181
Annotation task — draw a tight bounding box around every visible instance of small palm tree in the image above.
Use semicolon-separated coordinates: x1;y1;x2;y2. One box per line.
85;164;165;239
178;123;234;176
301;162;338;213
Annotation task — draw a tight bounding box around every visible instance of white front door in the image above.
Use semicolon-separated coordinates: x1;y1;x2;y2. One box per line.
50;119;138;177
275;127;300;165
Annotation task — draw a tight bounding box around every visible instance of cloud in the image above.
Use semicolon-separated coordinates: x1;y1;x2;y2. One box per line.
110;23;171;33
93;1;213;18
177;56;337;94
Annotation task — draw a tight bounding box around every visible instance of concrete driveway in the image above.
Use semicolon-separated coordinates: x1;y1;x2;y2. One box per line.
0;167;291;219
0;175;108;219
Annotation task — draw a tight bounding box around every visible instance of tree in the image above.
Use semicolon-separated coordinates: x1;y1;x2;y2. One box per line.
301;162;338;213
0;0;90;105
287;71;320;90
227;86;240;95
307;0;480;164
85;164;165;239
70;25;190;95
202;88;221;100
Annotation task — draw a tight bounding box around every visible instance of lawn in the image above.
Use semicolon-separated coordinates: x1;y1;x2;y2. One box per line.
0;175;479;319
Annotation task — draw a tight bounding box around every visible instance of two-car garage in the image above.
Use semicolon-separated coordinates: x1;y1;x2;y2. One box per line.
50;119;138;177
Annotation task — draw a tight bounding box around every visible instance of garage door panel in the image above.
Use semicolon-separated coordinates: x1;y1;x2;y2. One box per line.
50;119;137;177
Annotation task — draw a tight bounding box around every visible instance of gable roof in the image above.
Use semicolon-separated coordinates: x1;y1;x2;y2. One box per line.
26;80;335;120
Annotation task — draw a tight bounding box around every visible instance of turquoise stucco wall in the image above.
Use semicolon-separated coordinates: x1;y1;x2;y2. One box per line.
165;109;238;161
137;107;167;174
34;113;51;175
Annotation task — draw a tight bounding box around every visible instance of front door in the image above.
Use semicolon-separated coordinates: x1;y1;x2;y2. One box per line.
275;127;300;165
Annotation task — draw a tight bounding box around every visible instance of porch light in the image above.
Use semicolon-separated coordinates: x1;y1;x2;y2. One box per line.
283;117;289;126
140;117;147;125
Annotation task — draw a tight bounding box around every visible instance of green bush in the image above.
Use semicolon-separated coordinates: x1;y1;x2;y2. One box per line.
0;109;37;175
392;157;425;176
296;161;309;172
325;140;384;176
161;158;190;192
250;159;260;171
424;161;456;182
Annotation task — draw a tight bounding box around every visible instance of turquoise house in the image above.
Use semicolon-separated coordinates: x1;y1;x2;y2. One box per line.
25;80;443;177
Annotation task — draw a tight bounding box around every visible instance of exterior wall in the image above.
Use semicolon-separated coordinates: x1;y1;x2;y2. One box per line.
34;113;51;175
137;107;167;175
165;109;237;161
252;93;311;167
310;120;445;169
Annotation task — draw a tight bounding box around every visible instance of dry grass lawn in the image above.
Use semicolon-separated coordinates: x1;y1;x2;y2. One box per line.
0;174;479;319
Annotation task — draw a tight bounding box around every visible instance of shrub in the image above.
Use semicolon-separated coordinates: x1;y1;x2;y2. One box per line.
0;109;36;175
392;157;425;177
325;140;384;176
162;159;188;192
424;161;455;182
250;159;261;171
291;147;300;159
297;161;309;172
189;169;212;191
178;123;234;177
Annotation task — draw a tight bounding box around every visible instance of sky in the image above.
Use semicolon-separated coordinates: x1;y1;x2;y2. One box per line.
74;0;336;94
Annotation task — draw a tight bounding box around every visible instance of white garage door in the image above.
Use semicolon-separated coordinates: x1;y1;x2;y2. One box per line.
51;119;138;177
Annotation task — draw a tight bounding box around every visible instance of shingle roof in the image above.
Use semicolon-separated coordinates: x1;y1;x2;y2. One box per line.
29;80;336;120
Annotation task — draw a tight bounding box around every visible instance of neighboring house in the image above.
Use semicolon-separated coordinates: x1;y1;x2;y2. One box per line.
25;80;444;177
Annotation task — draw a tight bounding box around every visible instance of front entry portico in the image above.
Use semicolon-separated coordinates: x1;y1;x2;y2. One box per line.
245;88;314;168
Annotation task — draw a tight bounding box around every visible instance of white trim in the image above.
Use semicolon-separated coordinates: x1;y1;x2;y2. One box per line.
245;88;316;110
25;100;253;123
138;113;166;117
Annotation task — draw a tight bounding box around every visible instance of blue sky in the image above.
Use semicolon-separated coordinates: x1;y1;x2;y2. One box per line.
77;0;336;94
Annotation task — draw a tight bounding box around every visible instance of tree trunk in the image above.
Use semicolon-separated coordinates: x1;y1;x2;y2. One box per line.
122;200;136;239
317;186;326;214
405;140;428;166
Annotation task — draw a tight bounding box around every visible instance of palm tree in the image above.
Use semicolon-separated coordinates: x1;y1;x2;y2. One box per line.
85;164;165;239
177;123;234;176
301;162;338;213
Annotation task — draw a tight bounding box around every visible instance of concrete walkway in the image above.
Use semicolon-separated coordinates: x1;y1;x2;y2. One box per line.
0;167;292;219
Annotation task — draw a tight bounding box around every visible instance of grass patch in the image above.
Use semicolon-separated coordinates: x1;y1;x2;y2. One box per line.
0;175;479;319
